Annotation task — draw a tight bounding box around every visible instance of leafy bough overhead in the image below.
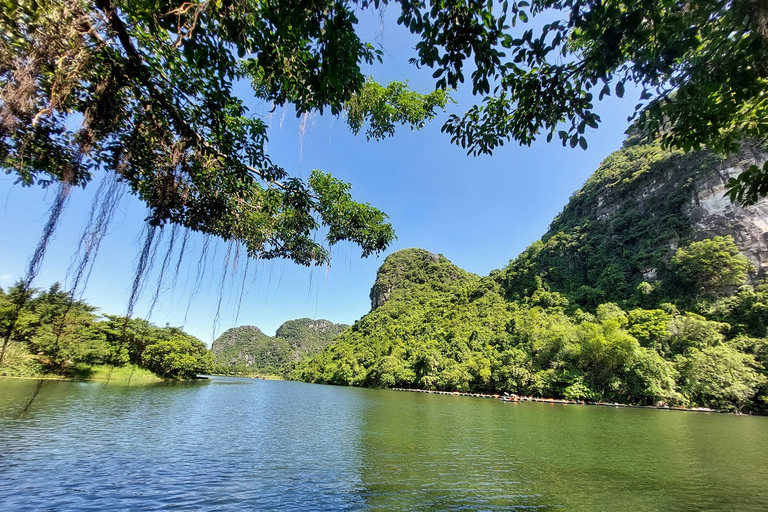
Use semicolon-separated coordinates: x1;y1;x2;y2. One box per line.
0;0;450;265
3;0;768;264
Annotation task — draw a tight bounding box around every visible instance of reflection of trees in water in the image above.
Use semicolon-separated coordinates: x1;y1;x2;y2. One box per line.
20;379;47;418
357;392;546;511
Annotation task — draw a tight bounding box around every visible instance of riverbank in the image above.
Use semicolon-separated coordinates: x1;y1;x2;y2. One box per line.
390;388;726;413
0;364;173;385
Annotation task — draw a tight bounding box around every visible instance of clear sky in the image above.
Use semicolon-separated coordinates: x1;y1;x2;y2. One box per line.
0;8;639;344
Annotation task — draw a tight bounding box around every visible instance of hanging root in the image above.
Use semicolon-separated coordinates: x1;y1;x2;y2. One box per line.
146;223;178;319
250;258;260;294
53;174;123;343
184;234;211;325
125;223;157;321
205;242;219;295
171;228;190;290
265;261;274;304
233;255;250;325
67;173;123;298
133;225;165;322
225;242;242;310
276;261;285;293
25;182;72;289
65;174;106;286
307;266;315;302
212;241;233;340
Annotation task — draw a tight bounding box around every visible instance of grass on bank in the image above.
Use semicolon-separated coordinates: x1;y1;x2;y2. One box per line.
70;364;166;383
0;343;167;384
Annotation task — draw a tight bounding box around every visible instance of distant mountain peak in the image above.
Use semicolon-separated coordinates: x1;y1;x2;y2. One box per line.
212;319;348;375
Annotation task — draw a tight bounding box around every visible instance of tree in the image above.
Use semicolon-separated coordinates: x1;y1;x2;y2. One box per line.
672;236;753;299
26;284;109;369
0;281;38;363
440;0;767;151
3;0;767;269
0;0;449;266
677;344;766;412
141;333;213;378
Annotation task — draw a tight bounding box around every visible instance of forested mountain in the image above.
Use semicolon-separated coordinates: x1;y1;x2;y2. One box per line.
291;138;768;413
501;136;768;309
212;319;347;376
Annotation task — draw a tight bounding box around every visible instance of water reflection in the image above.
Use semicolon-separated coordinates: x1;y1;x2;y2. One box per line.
357;390;553;510
1;378;767;511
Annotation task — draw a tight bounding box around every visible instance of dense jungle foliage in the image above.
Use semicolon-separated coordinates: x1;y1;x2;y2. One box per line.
212;319;347;376
291;140;768;413
0;282;212;379
291;247;768;412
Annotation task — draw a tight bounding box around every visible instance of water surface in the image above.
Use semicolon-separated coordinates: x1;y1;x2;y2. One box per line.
1;377;766;511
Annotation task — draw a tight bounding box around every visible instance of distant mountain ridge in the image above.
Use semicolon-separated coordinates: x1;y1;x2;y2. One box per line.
212;318;348;375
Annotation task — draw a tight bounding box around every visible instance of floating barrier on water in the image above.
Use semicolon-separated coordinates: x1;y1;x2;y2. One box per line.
389;388;723;413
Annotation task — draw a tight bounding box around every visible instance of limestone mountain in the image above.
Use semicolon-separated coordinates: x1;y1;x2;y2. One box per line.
291;137;768;413
500;138;768;308
212;319;348;375
292;249;511;388
369;248;477;310
276;319;348;360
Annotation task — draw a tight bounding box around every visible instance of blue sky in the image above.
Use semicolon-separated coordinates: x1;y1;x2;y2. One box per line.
0;8;639;344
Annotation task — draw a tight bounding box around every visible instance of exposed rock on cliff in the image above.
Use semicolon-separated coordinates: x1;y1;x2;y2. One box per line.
685;145;768;274
501;140;768;306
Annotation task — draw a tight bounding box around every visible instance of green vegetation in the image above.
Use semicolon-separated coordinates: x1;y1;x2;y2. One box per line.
3;0;768;271
212;319;347;377
293;247;768;412
292;141;768;413
499;139;762;310
0;282;212;380
69;364;166;384
671;236;752;299
3;0;768;410
443;0;768;160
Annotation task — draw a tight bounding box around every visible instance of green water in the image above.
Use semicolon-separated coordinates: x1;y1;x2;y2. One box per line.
361;391;768;511
1;377;766;511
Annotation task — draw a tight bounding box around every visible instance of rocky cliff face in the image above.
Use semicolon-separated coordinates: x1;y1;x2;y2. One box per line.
501;139;768;306
685;145;768;276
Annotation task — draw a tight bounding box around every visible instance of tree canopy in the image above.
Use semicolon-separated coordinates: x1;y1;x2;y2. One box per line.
0;0;448;265
2;0;767;268
671;236;752;298
0;281;213;378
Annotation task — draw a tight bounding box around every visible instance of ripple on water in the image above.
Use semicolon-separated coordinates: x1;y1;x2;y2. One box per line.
1;378;768;511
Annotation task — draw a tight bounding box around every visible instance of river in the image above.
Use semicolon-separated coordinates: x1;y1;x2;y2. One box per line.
1;376;766;511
